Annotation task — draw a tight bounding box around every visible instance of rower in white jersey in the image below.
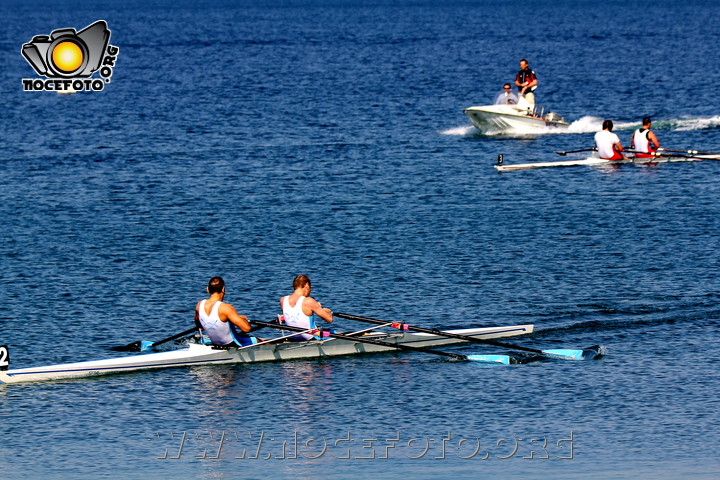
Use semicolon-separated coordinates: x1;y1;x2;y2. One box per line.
594;119;625;160
195;276;257;347
279;274;333;341
630;117;660;158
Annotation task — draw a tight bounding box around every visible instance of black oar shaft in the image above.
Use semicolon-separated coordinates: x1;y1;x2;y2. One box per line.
334;312;544;355
111;327;198;352
555;148;597;156
150;327;198;347
251;320;467;360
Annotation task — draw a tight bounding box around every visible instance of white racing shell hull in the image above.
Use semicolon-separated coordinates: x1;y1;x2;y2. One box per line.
495;154;720;172
0;324;534;384
464;105;569;134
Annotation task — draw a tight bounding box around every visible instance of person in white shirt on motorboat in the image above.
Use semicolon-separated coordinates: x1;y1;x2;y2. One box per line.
594;120;625;160
494;83;518;105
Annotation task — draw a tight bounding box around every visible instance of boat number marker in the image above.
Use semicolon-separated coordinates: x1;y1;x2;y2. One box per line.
0;346;9;370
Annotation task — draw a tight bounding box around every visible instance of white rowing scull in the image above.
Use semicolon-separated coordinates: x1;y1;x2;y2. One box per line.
0;324;534;384
495;153;720;172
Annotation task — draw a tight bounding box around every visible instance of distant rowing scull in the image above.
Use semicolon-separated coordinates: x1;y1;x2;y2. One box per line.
495;153;720;172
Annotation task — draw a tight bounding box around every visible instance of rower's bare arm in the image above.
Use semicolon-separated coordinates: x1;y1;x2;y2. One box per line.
221;303;252;332
649;132;660;148
194;301;203;329
306;297;333;323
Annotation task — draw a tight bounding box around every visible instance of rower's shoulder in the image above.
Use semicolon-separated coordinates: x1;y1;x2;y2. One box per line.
218;300;236;311
303;295;321;308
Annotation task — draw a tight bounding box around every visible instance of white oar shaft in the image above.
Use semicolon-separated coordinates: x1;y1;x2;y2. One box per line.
658;148;720;156
235;328;317;350
238;322;394;350
342;322;395;336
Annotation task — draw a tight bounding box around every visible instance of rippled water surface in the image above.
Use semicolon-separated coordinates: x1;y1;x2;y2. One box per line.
1;0;720;478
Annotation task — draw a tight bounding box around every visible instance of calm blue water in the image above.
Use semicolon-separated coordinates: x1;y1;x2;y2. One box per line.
1;0;720;478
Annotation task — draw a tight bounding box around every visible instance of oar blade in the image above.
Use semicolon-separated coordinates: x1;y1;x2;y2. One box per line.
109;341;142;352
140;341;155;352
581;345;603;359
542;345;602;360
542;349;584;360
466;354;513;365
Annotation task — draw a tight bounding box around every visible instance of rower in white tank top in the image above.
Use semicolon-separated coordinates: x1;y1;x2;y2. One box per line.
278;274;334;341
198;300;236;345
630;118;660;158
282;295;317;341
632;129;651;153
194;276;256;347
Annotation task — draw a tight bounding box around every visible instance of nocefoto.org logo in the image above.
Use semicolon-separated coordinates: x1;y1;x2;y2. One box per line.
21;20;119;92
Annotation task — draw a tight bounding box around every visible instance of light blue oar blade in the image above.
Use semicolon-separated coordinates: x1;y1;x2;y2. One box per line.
140;341;155;352
466;354;511;365
541;349;584;360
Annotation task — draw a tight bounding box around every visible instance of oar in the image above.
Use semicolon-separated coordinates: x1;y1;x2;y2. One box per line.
234;327;318;349
624;150;712;160
236;323;395;349
110;327;197;352
623;150;677;157
658;148;720;156
554;148;597;156
333;313;600;360
250;320;515;364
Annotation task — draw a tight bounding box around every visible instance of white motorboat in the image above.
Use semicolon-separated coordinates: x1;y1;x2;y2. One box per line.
464;97;568;134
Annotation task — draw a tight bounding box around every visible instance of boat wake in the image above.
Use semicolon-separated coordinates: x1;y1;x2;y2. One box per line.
663;115;720;131
441;125;477;136
440;116;611;136
443;115;720;136
567;115;720;133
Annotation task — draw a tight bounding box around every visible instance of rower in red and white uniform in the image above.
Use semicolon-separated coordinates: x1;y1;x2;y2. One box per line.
279;274;333;341
594;119;625;160
630;117;660;158
195;276;257;347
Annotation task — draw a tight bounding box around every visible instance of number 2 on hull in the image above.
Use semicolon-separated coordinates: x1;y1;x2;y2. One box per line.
0;346;9;371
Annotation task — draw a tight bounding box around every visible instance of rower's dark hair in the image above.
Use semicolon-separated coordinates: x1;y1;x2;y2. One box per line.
208;276;225;294
293;274;311;290
642;117;651;126
602;119;614;131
